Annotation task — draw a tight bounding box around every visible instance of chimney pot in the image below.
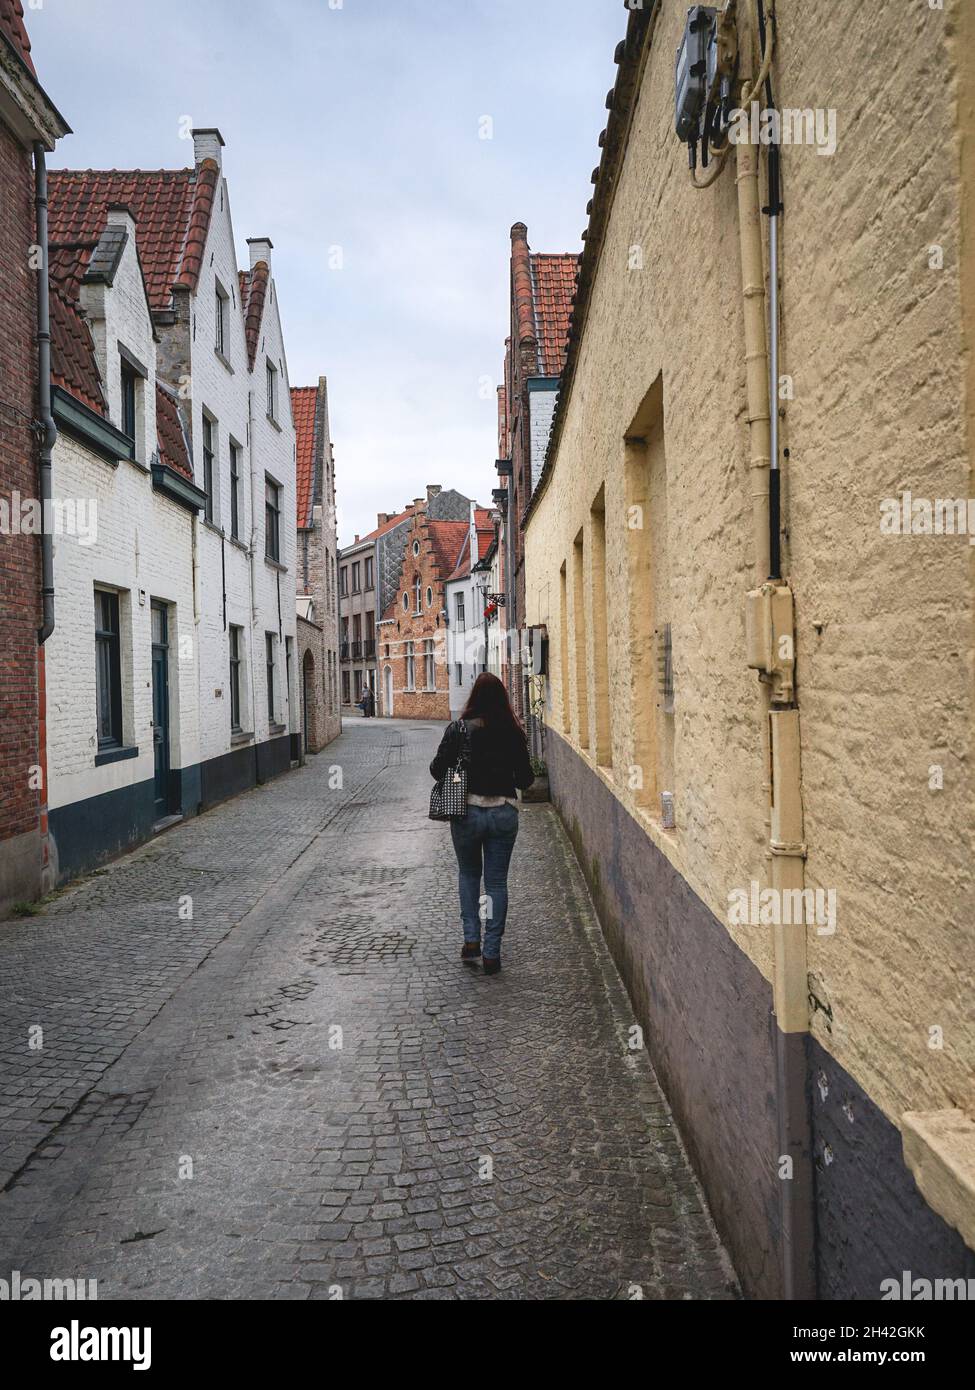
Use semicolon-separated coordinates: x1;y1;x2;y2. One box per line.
192;128;225;169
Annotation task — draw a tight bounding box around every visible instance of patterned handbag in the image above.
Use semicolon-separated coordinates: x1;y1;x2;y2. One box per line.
429;720;470;821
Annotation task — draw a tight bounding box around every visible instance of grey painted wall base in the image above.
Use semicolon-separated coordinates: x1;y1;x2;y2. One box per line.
545;728;973;1299
0;826;42;916
807;1036;975;1300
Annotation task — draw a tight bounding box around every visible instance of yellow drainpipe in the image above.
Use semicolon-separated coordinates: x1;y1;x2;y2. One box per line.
733;1;815;1298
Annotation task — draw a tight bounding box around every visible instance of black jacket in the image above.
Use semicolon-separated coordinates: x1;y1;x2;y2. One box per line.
430;717;534;798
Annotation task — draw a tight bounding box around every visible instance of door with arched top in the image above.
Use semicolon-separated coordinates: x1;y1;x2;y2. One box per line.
302;650;316;752
383;664;393;719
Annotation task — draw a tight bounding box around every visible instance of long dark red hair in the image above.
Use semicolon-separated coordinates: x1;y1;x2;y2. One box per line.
460;672;524;735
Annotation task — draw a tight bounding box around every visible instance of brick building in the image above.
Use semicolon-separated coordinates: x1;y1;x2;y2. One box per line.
522;0;975;1297
292;378;340;752
378;505;469;721
339;485;471;713
495;224;576;721
0;3;69;912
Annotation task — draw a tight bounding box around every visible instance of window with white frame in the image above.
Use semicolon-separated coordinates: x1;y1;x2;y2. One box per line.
265;476;281;561
215;282;228;356
406;641;415;690
119;354;144;460
266;359;278;422
266;632;277;722
229;441;242;540
229;625;244;732
424;638;435;690
202;412;216;523
94;588;123;748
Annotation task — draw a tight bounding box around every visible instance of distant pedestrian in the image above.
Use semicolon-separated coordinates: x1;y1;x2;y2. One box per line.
429;672;534;975
358;687;375;718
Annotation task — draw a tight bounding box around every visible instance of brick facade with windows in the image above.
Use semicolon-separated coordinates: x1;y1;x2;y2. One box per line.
0;5;69;911
496;224;576;722
292;378;340;752
378;508;468;721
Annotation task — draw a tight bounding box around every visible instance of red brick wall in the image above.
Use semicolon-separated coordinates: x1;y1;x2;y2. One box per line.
0;116;40;846
380;512;451;721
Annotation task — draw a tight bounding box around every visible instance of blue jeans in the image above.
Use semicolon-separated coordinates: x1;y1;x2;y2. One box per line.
450;803;519;958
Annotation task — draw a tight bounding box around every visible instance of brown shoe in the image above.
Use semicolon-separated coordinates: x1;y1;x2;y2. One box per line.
482;956;501;976
461;942;481;964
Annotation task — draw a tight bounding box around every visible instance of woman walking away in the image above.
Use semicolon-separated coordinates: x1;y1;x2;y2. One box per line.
430;672;534;975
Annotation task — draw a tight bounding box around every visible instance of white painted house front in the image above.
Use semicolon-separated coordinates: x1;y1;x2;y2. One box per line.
43;129;299;882
44;206;203;881
444;504;498;718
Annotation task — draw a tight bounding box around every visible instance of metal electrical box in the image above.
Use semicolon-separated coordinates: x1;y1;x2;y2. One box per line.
675;6;717;142
745;583;796;702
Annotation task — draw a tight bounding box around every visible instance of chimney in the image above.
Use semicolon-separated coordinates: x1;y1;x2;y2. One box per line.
246;236;273;272
426;484;442;503
377;513;389;527
192;128;225;169
510;221;535;351
413;497;425;510
354;534;360;544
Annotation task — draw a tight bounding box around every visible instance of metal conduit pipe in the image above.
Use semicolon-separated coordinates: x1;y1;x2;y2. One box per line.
736;0;815;1299
34;143;56;645
735;111;772;586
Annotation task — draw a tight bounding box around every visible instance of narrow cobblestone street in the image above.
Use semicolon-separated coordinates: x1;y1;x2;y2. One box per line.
0;720;736;1300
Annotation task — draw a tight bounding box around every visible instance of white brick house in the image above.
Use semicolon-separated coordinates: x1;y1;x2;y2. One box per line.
43;129;298;881
443;504;498;718
164;133;298;803
44;206;204;879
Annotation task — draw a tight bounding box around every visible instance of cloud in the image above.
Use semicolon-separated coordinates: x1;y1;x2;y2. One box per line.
30;0;622;540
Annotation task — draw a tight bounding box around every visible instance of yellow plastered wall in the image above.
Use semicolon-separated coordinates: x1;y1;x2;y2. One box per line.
524;0;974;1129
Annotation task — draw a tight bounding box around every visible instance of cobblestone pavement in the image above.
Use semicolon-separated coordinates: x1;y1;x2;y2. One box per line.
0;720;738;1300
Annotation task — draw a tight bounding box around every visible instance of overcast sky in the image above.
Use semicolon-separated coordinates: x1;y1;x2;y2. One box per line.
30;0;623;544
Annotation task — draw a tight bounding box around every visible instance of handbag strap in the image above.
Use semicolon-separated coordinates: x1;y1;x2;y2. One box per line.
455;719;471;768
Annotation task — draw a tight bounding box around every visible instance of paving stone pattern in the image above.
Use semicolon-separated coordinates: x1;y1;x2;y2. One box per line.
0;720;738;1299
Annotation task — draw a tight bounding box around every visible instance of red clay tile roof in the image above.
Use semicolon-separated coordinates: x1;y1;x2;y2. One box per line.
530;253;577;375
0;0;35;75
426;520;469;584
240;261;269;368
291;384;318;529
47;223;194;481
49;239;97;305
446;509;496;582
46;163;220;312
50;282;104;416
155;382;192;478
